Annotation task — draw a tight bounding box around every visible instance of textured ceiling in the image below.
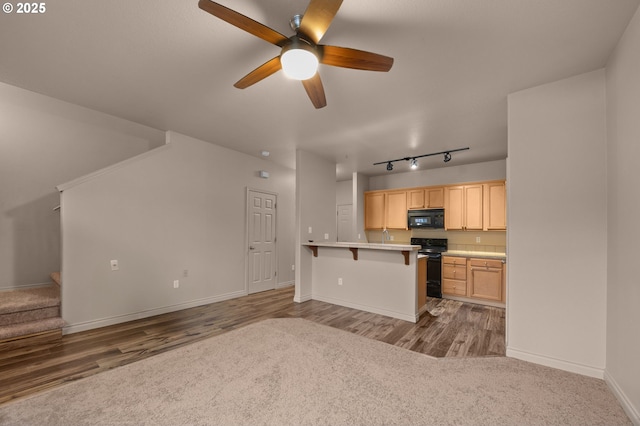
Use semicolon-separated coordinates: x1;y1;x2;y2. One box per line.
1;0;638;180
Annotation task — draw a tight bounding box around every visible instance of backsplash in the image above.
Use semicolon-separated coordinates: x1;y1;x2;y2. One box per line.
365;229;506;254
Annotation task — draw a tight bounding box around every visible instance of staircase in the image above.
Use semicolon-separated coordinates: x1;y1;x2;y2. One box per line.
0;272;65;350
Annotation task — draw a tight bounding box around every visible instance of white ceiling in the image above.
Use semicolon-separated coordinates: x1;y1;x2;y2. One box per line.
1;0;638;180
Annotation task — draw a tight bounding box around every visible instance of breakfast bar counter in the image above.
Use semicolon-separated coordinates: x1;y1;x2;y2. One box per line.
302;242;424;322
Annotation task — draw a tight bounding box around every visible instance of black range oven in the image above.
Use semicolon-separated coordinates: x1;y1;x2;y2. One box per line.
411;237;448;298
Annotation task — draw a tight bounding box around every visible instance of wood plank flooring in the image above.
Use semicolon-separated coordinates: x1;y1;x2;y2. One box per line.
0;286;505;405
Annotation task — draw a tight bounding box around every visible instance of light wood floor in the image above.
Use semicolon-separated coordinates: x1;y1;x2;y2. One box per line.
0;285;505;405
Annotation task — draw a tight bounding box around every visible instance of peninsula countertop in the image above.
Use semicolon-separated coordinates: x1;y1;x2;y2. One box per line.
443;250;507;260
302;242;421;251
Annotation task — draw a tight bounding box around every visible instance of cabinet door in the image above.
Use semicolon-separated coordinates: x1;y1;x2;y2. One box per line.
364;192;385;229
444;186;464;230
468;262;503;301
443;279;467;296
464;184;484;230
385;191;408;229
407;189;425;209
418;257;427;309
426;187;444;208
484;181;506;230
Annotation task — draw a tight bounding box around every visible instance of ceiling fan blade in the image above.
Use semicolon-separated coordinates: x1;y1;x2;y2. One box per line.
198;0;289;47
234;56;282;89
319;45;394;72
298;0;343;44
301;73;327;109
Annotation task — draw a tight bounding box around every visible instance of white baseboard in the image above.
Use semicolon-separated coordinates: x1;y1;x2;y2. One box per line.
276;280;294;289
604;370;640;425
506;346;604;379
0;281;54;292
63;290;247;334
294;291;312;303
311;294;418;323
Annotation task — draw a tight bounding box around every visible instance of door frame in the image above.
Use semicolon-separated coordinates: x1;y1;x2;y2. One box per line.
245;187;278;294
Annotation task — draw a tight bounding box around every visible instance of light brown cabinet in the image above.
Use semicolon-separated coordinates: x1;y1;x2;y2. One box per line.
483;181;506;230
407;189;425;209
408;187;444;209
418;257;427;309
385;190;408;229
442;256;467;296
442;255;506;304
364;192;385;229
365;180;505;231
468;258;505;302
364;190;407;230
426;187;445;208
444;184;483;230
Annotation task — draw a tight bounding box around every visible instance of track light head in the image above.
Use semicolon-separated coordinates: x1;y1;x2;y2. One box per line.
443;152;452;163
386;162;393;171
410;158;418;169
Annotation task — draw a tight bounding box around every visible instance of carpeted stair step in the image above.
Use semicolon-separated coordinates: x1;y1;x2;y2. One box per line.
0;317;66;341
0;284;65;344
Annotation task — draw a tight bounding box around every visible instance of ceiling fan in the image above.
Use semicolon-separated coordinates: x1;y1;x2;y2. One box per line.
198;0;394;109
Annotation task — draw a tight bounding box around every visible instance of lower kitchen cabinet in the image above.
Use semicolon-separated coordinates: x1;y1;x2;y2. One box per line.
468;258;505;302
442;255;506;305
442;256;467;296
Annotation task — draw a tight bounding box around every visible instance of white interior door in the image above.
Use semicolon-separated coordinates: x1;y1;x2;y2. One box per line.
247;190;277;294
337;204;353;242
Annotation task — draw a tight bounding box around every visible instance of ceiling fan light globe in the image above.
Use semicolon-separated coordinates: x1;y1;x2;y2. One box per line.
281;48;319;80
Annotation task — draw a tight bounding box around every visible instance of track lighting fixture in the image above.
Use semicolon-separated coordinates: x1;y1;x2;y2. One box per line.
373;147;469;171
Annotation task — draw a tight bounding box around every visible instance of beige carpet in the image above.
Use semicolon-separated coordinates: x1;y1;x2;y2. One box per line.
0;318;630;425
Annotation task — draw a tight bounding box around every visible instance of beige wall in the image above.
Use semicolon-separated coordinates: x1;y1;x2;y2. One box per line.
605;4;640;422
295;150;336;302
60;131;296;331
0;82;165;290
507;70;607;377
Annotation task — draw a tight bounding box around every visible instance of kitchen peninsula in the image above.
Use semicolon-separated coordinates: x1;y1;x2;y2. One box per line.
302;242;424;322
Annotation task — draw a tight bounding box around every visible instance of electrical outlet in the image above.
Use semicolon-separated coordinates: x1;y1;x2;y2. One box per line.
358;234;361;240
338;278;343;285
291;264;295;271
324;233;329;240
173;280;179;288
110;260;119;271
308;226;312;234
389;235;395;241
476;237;481;243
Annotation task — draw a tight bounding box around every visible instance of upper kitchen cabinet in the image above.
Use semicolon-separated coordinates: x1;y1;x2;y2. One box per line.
426;187;445;208
364;191;385;229
444;184;483;230
483;181;506;230
364;190;408;230
407;187;444;209
407;189;425;209
385;190;408;229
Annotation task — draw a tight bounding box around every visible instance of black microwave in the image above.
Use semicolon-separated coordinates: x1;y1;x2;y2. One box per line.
408;209;445;229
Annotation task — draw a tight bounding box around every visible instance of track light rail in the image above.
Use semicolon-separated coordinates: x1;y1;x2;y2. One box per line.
373;147;469;171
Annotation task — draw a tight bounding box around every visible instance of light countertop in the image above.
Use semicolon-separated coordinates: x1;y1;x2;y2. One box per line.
443;250;507;260
302;242;420;251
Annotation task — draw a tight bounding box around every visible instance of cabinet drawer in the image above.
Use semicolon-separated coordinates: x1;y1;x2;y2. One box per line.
442;256;466;266
443;279;467;296
443;264;467;280
469;258;503;269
